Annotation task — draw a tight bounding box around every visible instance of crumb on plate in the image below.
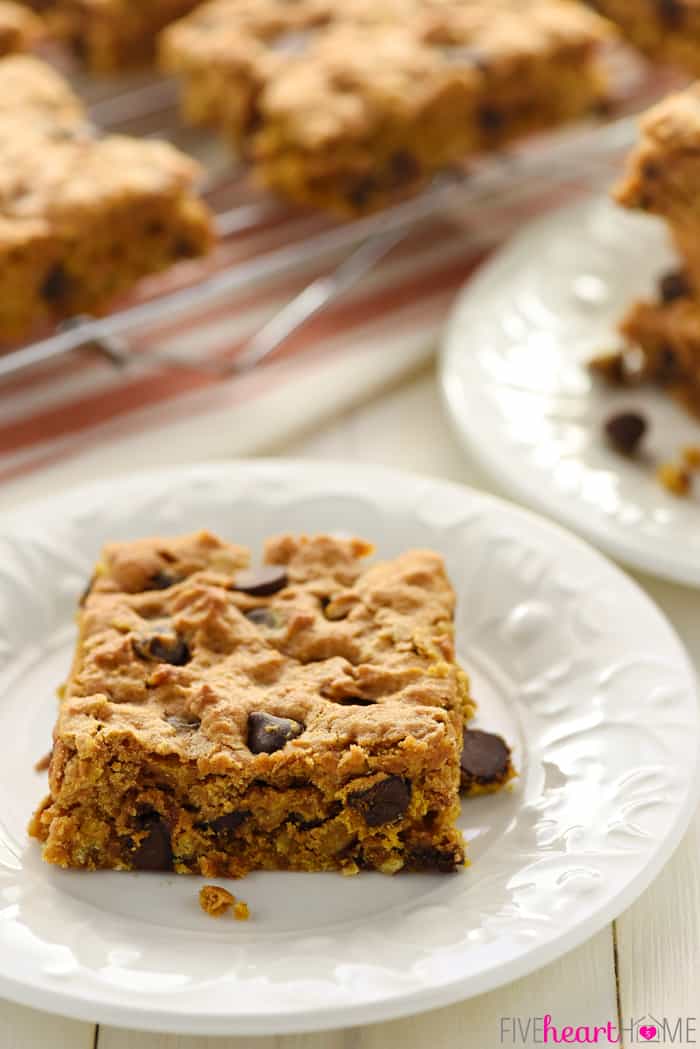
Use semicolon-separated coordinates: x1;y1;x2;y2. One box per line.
657;462;693;497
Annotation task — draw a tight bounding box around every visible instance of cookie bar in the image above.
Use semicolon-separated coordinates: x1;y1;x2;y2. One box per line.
161;0;612;214
615;84;700;294
52;0;203;71
30;531;478;877
588;0;700;75
0;55;212;340
614;269;700;418
0;1;43;54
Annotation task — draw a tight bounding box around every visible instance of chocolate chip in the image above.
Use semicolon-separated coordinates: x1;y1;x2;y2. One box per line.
389;150;420;188
40;263;71;303
478;105;505;134
207;809;251;838
659;269;690;303
247;711;303;754
657;0;684;27
348;776;411;826
129;813;173;871
134;632;190;666
165;714;200;731
460;729;511;789
332;696;376;707
604;410;648;456
146;570;182;591
245;607;283;628
232;566;288;597
407;845;460;873
654;345;681;385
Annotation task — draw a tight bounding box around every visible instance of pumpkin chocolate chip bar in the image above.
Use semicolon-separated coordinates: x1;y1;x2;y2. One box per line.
28;530;504;877
50;0;203;71
161;0;612;215
0;1;43;55
588;0;700;76
0;55;212;341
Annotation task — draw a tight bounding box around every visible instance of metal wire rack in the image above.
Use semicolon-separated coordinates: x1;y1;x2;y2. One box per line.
0;51;685;384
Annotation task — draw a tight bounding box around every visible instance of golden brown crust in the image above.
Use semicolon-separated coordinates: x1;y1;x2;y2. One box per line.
30;532;473;877
0;2;43;56
0;55;212;340
161;0;611;214
590;0;700;75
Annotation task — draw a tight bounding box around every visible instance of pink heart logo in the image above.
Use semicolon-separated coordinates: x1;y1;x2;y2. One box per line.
639;1026;657;1041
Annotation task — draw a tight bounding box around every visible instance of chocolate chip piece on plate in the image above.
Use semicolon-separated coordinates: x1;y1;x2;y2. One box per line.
247;711;303;754
349;775;411;827
232;566;288;597
460;729;511;788
604;410;647;457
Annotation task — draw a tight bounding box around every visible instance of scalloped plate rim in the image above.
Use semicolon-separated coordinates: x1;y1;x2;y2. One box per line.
0;459;696;1036
439;193;700;587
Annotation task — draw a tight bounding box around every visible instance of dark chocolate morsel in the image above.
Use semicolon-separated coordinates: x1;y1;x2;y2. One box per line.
348;775;411;827
232;566;288;597
134;632;190;666
130;813;173;871
657;0;685;27
659;269;690;303
207;809;251;838
478;105;505;133
247;711;303;754
604;411;648;457
460;729;511;787
40;263;71;303
407;845;461;873
146;570;182;591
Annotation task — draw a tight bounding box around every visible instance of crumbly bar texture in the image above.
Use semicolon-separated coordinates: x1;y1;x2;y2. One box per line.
0;1;43;54
0;55;212;340
30;531;482;877
615;84;700;294
49;0;203;71
161;0;612;214
615;269;700;418
588;0;700;75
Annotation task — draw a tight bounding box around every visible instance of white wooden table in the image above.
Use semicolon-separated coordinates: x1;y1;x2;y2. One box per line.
3;365;699;1048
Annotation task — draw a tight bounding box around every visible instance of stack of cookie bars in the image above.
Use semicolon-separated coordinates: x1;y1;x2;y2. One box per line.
608;86;700;417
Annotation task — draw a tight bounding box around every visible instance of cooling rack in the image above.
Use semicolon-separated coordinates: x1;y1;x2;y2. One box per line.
0;48;684;384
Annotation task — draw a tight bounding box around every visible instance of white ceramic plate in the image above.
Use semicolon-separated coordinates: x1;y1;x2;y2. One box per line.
441;195;700;586
0;460;697;1035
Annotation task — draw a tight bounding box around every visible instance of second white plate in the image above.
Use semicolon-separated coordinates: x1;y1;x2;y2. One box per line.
441;195;700;586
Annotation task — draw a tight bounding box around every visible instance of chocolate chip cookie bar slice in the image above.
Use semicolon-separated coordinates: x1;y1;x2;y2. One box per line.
50;0;204;71
0;55;212;340
161;0;611;214
0;1;43;55
615;84;700;296
30;531;474;876
588;0;700;76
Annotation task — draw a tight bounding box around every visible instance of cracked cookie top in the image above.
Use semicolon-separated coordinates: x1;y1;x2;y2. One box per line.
58;531;472;775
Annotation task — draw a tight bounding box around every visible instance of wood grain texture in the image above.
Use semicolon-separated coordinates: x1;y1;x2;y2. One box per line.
0;1001;94;1049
